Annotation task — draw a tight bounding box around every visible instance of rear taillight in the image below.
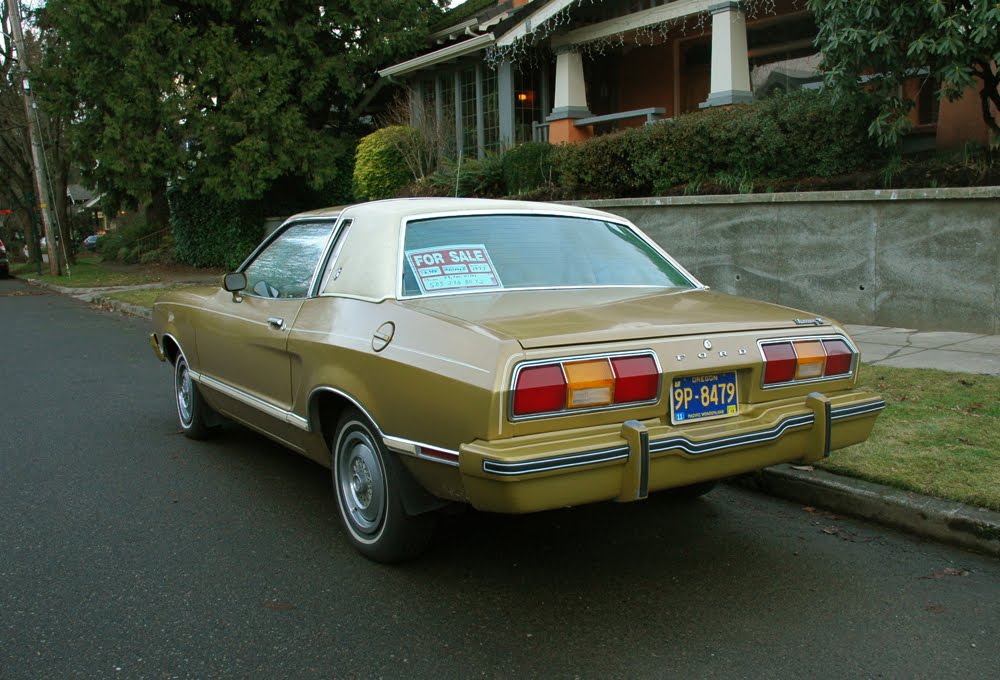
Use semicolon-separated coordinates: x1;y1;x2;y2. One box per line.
761;337;856;387
761;342;796;384
611;355;659;403
512;353;659;417
511;364;566;416
822;339;853;375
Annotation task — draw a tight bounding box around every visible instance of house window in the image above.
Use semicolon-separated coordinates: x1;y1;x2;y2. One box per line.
413;60;513;159
460;67;477;156
514;67;543;144
439;76;456;156
420;78;436;125
482;66;500;153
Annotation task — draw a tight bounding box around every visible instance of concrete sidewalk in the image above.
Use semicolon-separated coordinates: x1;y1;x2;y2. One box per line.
846;324;1000;375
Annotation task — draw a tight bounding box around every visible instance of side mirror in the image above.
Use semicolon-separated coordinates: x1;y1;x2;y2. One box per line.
223;272;247;302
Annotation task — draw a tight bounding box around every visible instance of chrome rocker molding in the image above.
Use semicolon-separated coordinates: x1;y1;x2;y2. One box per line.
482;399;886;477
189;376;462;466
193;371;311;431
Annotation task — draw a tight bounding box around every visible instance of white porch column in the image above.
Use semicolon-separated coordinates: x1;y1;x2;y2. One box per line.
547;48;592;121
700;1;753;108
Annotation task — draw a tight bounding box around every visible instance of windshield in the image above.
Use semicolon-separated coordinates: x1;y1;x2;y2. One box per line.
400;214;693;297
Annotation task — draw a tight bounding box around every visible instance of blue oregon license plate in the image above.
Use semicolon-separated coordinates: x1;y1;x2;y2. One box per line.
671;372;739;424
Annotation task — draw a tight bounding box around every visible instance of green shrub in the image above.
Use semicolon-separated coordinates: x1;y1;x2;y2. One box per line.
168;184;263;269
416;153;506;198
353;126;421;201
553;89;886;198
553;127;647;197
96;220;163;264
501;142;556;195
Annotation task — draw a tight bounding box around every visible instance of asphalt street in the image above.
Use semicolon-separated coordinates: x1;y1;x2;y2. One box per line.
2;277;999;679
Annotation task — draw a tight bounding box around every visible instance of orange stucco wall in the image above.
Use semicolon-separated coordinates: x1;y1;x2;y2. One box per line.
548;119;593;144
936;84;994;150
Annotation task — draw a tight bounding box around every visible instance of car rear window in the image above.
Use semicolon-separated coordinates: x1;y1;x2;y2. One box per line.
400;214;693;297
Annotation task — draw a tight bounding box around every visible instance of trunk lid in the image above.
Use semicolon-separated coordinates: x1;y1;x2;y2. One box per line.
403;288;824;348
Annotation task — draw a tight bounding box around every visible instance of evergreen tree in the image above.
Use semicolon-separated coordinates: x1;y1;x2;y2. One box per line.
37;1;446;221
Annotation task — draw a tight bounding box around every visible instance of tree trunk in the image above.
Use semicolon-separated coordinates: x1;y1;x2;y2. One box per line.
146;179;170;228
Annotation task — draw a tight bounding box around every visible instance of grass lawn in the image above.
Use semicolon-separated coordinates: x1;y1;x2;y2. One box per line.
819;364;1000;511
102;286;195;308
13;258;160;288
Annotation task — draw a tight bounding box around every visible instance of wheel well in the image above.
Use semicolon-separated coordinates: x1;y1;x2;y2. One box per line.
161;335;181;365
312;390;354;448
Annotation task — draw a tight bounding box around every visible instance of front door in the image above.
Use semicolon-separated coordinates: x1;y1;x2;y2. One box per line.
193;220;337;417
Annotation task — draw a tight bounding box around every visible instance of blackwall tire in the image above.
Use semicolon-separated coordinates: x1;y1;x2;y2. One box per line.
332;409;433;563
174;354;216;440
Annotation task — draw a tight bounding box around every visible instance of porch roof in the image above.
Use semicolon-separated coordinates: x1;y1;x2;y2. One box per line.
495;0;716;48
378;32;496;78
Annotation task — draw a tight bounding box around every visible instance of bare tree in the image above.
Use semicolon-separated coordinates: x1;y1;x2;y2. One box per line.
0;1;73;268
379;87;455;180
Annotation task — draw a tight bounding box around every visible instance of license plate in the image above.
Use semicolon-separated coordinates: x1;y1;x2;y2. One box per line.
671;372;739;425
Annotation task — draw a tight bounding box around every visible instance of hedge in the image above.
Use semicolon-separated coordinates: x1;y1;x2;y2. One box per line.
168;184;264;269
501;141;556;194
554;89;886;197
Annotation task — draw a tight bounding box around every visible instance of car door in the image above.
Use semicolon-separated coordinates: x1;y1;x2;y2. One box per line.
195;221;336;416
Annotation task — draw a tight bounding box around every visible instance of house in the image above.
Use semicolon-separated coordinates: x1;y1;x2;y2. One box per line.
378;0;991;156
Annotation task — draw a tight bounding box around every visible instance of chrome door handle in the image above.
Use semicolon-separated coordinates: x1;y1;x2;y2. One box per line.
267;317;285;330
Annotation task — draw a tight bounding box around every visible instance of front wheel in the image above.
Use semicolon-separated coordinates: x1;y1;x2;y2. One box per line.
174;354;216;440
332;410;433;562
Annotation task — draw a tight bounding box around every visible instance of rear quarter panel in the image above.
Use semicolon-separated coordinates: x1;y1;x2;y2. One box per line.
288;297;516;452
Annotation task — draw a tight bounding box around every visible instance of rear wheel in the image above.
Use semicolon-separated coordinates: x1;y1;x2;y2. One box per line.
174;354;216;440
332;410;433;562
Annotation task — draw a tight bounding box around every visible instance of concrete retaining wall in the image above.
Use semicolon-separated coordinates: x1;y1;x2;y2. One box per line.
576;187;1000;334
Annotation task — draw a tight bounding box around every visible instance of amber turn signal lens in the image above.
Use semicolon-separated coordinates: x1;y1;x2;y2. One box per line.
564;359;615;408
793;340;826;380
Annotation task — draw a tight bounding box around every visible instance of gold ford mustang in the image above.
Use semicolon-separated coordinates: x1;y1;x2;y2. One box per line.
151;198;884;562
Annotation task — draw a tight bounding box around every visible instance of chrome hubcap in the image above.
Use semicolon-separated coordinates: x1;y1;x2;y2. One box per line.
338;431;385;534
176;361;193;425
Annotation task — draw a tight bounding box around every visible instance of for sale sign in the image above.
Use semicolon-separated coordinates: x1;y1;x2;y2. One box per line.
405;244;503;294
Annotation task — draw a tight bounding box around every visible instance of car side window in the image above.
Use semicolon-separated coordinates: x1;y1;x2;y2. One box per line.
243;221;334;299
317;219;353;292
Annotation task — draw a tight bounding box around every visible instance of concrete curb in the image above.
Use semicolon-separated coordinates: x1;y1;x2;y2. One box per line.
22;277;154;319
85;293;152;320
742;465;1000;557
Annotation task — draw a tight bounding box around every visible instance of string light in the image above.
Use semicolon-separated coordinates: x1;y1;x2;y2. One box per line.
486;0;778;68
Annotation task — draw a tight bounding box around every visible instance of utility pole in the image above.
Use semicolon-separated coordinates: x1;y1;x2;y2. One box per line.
5;0;59;276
